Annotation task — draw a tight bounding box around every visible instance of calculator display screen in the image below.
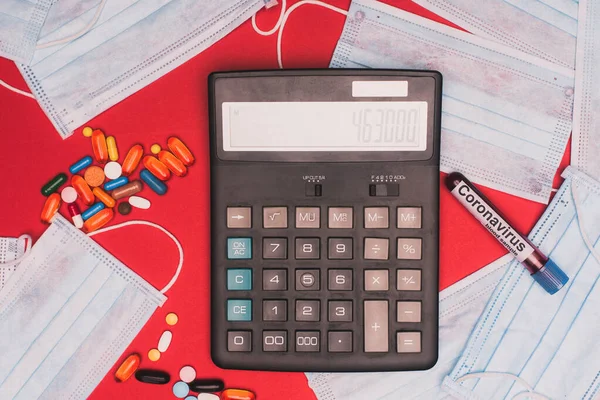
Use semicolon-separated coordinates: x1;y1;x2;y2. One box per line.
222;101;428;152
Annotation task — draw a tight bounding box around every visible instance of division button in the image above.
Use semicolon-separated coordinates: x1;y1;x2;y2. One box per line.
227;207;251;228
364;300;388;352
364;238;389;260
397;332;421;353
328;331;353;353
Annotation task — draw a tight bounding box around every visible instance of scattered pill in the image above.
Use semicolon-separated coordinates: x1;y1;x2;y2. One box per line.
198;394;219;400
83;208;114;233
72;175;95;206
41;193;61;224
151;144;161;154
68;203;84;229
122;144;144;177
186;396;197;400
82;126;93;137
143;155;171;181
106;136;119;161
91;129;109;163
41;173;67;196
189;379;224;393
61;186;78;204
114;353;140;383
82;202;105;221
135;369;171;385
158;150;187;177
118;202;132;216
158;330;173;353
173;381;190;399
104;176;129;191
220;389;256;400
140;169;168;195
128;195;150;210
69;156;93;174
93;187;116;208
84;166;106;188
168;137;195;166
104;161;122;180
179;366;196;383
166;312;179;326
111;180;143;200
148;348;161;362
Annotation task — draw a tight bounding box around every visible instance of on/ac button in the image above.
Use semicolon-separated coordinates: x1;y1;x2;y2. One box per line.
305;183;322;197
369;183;399;197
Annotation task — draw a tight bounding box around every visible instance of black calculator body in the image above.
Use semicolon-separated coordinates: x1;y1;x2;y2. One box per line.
209;69;442;372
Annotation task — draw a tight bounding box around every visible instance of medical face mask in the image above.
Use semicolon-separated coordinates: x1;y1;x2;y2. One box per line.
0;235;31;290
0;215;183;399
331;0;575;204
572;0;600;182
0;0;52;64
306;254;512;400
412;0;578;68
444;166;600;400
17;0;266;138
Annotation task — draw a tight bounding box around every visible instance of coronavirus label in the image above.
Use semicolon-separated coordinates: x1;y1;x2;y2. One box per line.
452;181;534;262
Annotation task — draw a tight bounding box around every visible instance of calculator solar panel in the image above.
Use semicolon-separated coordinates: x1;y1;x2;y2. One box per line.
209;69;442;372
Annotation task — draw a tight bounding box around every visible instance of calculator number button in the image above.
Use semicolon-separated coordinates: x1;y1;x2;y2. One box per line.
397;332;421;353
295;238;320;259
295;269;320;291
328;207;353;229
227;300;252;322
364;207;389;228
397;238;422;260
328;269;353;291
228;331;251;352
364;300;388;352
397;270;422;291
263;331;287;352
227;207;251;228
397;207;422;229
295;300;320;322
328;238;353;259
328;331;353;353
263;300;287;321
263;269;287;291
263;207;288;229
328;301;352;322
364;238;389;260
227;238;252;260
364;270;389;291
296;207;320;228
295;331;320;352
397;302;421;322
263;238;287;259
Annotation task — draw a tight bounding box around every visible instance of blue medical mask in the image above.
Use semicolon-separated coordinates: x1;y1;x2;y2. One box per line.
0;215;183;399
332;0;575;204
0;0;52;64
0;235;31;290
18;0;266;138
306;254;512;400
444;166;600;400
412;0;578;68
572;0;600;182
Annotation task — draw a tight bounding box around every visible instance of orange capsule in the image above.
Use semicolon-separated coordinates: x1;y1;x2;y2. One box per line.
114;353;140;383
92;187;116;208
122;144;144;177
72;175;95;206
83;208;114;233
91;129;109;164
167;137;194;166
158;150;187;177
143;156;171;181
41;193;61;224
220;389;256;400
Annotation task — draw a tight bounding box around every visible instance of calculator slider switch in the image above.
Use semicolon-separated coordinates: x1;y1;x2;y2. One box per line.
369;183;399;197
305;183;322;197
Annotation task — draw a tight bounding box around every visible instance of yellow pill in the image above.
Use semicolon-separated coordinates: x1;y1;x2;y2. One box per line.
166;313;179;326
151;144;161;155
82;127;93;137
148;349;161;362
106;136;119;161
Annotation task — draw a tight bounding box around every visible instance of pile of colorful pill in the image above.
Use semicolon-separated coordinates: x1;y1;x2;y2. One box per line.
40;128;195;232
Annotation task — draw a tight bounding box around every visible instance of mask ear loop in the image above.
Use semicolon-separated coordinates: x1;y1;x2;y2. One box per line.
455;372;550;400
0;234;33;267
252;0;348;68
571;182;600;265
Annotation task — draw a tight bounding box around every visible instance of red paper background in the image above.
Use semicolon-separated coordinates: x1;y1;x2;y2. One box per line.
0;1;569;399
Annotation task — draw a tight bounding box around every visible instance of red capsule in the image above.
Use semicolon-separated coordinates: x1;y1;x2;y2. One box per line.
122;144;144;177
67;203;84;229
91;129;109;163
158;150;187;177
41;193;61;224
167;137;194;166
143;156;171;181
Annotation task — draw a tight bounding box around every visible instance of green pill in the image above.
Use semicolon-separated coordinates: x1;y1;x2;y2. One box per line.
41;173;68;196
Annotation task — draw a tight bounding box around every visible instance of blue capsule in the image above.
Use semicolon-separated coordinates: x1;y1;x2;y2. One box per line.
104;176;129;191
69;156;93;174
140;169;167;195
81;202;105;221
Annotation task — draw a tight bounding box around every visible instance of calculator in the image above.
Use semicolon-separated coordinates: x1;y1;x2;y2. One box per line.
209;69;441;372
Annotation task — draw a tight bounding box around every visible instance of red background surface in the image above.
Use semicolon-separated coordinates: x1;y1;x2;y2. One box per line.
0;1;569;399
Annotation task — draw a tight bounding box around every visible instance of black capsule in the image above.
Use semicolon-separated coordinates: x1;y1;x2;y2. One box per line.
134;369;170;385
189;379;225;393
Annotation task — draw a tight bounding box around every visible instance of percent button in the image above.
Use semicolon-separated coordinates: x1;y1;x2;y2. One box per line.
397;238;422;260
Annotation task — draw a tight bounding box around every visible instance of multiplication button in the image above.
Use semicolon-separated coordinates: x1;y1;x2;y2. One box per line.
263;331;287;352
227;331;251;352
364;270;389;291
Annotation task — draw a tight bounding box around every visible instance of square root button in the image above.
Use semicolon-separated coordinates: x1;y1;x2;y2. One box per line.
227;238;252;259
